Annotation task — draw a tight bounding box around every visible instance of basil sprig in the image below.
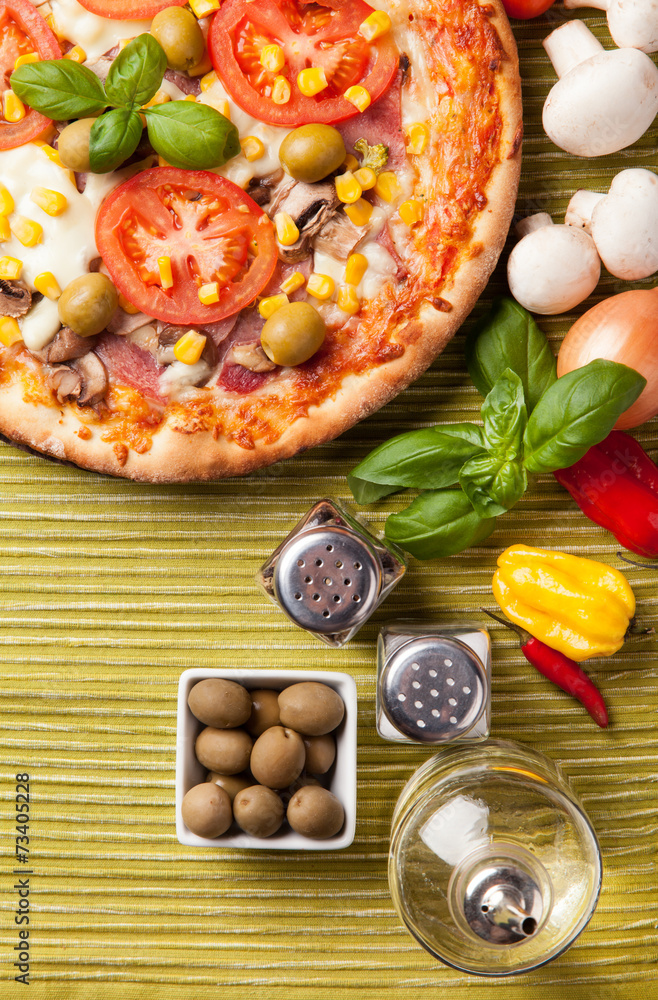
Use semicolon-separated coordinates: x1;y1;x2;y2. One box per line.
349;298;646;560
11;35;239;174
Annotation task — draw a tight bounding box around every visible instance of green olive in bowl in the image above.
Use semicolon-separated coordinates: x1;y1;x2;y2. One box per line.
279;124;346;183
58;273;118;337
261;302;325;368
150;7;205;72
57;118;96;173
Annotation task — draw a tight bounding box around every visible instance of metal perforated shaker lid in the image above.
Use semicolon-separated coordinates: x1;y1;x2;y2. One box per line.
273;525;382;634
381;636;486;742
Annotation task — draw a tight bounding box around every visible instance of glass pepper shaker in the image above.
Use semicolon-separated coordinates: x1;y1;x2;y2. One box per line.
256;498;407;647
377;621;491;744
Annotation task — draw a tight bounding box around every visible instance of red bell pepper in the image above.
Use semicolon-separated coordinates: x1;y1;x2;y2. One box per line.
554;431;658;559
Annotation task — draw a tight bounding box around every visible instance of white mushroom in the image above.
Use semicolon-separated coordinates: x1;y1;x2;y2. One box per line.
563;0;658;54
565;168;658;280
542;20;658;156
507;213;601;314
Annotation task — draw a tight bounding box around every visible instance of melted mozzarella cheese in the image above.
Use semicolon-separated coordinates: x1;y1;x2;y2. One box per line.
199;79;293;188
49;0;151;61
0;144;100;350
160;359;211;397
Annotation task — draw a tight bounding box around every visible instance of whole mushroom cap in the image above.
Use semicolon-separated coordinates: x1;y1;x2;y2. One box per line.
590;168;658;280
507;224;600;314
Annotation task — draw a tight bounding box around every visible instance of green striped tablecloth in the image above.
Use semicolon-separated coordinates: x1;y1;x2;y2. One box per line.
1;9;657;999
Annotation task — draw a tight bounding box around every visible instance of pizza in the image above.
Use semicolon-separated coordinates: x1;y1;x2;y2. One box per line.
0;0;522;481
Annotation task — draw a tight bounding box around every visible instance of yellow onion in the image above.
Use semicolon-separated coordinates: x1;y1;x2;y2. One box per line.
557;287;658;429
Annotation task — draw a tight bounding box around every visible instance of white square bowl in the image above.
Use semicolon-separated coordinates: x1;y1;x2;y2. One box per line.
176;668;357;850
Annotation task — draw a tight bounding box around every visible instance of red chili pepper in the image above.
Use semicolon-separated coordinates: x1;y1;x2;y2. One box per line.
482;609;609;728
554;431;658;559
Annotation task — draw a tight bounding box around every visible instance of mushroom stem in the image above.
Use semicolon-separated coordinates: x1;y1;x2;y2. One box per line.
514;213;553;239
543;20;604;78
564;190;605;233
564;0;609;10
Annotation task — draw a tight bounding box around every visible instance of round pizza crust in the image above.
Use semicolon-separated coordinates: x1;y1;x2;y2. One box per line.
0;0;522;482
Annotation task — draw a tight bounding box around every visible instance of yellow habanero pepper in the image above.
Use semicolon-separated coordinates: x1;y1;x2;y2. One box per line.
492;544;635;662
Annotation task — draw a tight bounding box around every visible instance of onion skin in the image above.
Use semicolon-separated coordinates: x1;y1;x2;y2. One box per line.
557;287;658;429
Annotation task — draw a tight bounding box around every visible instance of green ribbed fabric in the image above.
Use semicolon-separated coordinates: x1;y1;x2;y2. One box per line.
0;9;656;998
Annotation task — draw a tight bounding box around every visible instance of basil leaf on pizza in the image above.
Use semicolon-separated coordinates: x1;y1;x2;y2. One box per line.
348;424;486;503
11;60;108;120
143;102;241;169
104;34;167;109
466;298;557;414
90;109;143;174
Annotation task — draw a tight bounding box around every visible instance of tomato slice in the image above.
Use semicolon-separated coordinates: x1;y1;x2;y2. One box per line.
96;168;278;326
502;0;556;17
208;0;399;127
75;0;186;19
0;0;61;150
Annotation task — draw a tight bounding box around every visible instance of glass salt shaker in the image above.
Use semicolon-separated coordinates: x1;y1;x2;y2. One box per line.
377;621;491;744
256;498;407;647
388;739;602;976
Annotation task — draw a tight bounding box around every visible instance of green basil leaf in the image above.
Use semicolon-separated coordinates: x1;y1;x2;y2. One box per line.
105;33;167;109
524;359;647;474
348;423;485;503
480;368;526;456
144;101;240;169
89;109;143;174
459;453;527;518
10;60;107;120
384;489;497;560
465;298;557;413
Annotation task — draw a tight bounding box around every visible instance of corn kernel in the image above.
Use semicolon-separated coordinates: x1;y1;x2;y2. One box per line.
3;91;25;123
406;122;429;155
11;217;42;247
30;186;67;216
189;0;219;17
0;218;9;242
337;284;360;315
157;155;172;167
274;211;299;246
399;198;424;226
344;85;371;112
297;67;328;97
157;255;174;289
272;75;291;105
142;89;170;110
374;170;402;203
216;98;231;119
335;171;362;204
241;135;265;162
174;329;207;364
64;45;86;63
33;271;62;300
0;184;14;216
353;167;376;191
0;256;22;280
200;70;218;92
358;10;392;40
14;52;38;70
198;282;219;305
188;51;212;77
0;316;22;347
260;44;285;73
306;273;335;301
344;198;373;227
45;13;65;40
345;252;368;286
280;270;305;295
258;293;289;319
342;153;359;172
118;38;131;50
119;293;140;315
183;94;197;102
